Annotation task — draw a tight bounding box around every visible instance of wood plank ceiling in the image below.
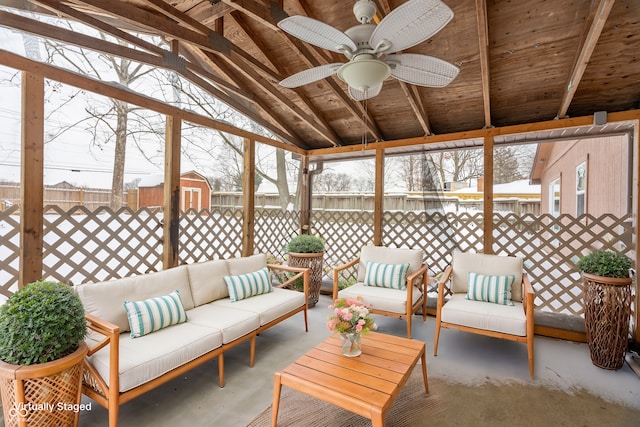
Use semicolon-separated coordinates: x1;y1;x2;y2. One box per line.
0;0;638;151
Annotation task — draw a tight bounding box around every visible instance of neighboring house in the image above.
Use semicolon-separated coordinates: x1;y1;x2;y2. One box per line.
138;171;212;211
530;134;631;217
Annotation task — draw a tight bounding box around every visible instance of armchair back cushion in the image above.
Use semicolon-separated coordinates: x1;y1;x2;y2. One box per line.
451;252;523;302
357;246;423;283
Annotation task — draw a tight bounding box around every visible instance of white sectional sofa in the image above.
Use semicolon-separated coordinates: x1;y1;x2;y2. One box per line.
75;254;309;427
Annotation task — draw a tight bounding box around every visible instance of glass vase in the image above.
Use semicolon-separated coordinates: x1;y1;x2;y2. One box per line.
340;332;362;357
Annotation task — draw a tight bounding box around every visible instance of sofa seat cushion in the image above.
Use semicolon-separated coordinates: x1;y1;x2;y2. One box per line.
85;322;223;393
187;304;260;344
210;288;304;326
441;294;526;336
338;283;422;315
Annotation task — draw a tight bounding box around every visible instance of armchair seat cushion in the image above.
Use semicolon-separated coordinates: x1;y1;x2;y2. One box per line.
441;294;526;336
338;283;422;315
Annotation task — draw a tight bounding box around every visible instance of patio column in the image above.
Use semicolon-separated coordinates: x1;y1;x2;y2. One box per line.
163;115;181;269
19;71;44;288
373;149;385;245
483;135;494;254
299;155;311;234
242;138;255;256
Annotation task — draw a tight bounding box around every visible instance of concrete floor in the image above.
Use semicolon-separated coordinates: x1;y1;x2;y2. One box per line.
71;293;640;426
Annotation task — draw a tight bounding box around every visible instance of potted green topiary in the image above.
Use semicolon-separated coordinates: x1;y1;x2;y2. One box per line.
576;250;633;370
287;234;325;307
0;280;88;427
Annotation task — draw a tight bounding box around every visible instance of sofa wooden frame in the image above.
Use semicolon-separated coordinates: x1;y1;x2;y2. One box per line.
81;264;309;427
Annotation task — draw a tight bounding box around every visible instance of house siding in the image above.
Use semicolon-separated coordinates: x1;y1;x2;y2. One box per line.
539;135;629;217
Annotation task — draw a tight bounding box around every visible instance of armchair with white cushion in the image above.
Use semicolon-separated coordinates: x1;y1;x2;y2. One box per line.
332;246;428;339
433;251;536;378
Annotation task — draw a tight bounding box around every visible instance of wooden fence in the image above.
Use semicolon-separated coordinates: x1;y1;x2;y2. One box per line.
0;183;138;211
212;191;541;215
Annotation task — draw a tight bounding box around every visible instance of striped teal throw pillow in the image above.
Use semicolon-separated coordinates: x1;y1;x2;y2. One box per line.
466;272;515;305
224;267;272;302
364;261;410;290
124;290;188;338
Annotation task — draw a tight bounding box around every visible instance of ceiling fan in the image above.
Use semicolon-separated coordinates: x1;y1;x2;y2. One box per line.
277;0;460;101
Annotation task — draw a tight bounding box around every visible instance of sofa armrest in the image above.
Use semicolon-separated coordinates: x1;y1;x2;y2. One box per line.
332;257;360;300
84;313;120;397
268;263;310;305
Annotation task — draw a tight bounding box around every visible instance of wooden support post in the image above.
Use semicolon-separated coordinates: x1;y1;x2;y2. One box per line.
299;155;311;234
633;121;640;346
19;72;44;288
373;149;385;246
242;138;255;256
163;115;181;270
483;135;494;254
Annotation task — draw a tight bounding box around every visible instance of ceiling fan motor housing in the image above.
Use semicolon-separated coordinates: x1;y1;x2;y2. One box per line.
353;0;377;24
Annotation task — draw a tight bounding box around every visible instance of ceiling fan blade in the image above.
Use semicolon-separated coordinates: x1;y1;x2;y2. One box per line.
279;63;343;88
387;54;459;87
278;16;357;54
348;83;382;101
370;0;454;53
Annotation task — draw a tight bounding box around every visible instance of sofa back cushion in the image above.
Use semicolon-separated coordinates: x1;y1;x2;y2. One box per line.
451;251;523;302
76;265;193;332
186;260;230;306
357;246;423;283
226;253;268;276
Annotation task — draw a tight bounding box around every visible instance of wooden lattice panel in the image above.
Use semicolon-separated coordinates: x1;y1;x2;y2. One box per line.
383;211;484;275
254;208;300;260
312;210;374;277
0;205;20;302
494;212;635;317
43;205;163;285
179;208;243;263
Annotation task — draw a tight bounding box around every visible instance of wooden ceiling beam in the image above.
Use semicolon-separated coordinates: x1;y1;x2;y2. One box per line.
187;2;233;27
229;12;341;146
180;44;306;147
69;0;282;85
71;0;231;53
557;0;615;119
475;0;492;128
25;0;250;99
220;0;283;32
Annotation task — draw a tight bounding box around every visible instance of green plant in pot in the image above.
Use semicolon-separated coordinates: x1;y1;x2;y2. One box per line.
287;234;325;307
576;250;633;370
0;280;88;427
576;250;631;279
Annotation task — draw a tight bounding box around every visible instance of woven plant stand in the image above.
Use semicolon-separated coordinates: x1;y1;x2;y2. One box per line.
288;252;324;307
583;273;632;370
0;342;88;427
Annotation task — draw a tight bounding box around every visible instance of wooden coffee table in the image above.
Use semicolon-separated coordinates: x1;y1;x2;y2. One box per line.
272;331;428;427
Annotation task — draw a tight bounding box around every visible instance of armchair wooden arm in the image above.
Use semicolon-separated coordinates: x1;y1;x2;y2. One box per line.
332;257;360;300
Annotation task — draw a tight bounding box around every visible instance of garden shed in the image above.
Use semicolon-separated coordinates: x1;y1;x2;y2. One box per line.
138;170;211;211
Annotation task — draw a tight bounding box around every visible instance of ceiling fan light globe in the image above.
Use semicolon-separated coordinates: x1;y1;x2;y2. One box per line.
337;59;391;91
